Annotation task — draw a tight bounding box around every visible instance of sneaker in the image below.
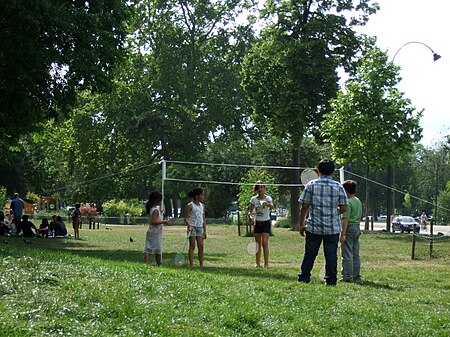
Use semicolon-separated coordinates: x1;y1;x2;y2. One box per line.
340;278;353;283
297;274;311;283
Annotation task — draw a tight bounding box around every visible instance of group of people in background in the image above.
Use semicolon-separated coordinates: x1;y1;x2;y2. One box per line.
142;158;363;286
0;193;81;239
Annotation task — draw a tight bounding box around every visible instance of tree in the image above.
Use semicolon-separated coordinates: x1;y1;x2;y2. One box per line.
122;0;256;210
0;0;130;147
127;0;256;158
242;0;378;229
321;47;422;229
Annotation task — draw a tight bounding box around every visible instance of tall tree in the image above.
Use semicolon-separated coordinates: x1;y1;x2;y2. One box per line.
242;0;378;229
127;0;256;158
0;0;130;147
119;0;257;212
321;47;422;229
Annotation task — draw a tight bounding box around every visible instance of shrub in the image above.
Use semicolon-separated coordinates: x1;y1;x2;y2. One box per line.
0;186;7;207
80;206;98;217
274;217;291;228
102;199;144;217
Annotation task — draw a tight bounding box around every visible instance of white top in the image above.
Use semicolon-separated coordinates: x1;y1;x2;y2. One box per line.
148;206;163;231
250;195;272;222
189;202;204;227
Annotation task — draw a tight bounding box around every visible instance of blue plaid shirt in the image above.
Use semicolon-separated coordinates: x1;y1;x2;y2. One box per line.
298;175;348;235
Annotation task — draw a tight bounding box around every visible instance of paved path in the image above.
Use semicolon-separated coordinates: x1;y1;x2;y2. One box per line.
360;222;450;235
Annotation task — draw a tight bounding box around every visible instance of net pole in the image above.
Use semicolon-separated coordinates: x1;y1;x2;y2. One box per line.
161;158;166;216
339;166;345;184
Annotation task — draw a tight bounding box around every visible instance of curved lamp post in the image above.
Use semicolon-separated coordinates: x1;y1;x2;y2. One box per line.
392;41;441;62
389;41;441;258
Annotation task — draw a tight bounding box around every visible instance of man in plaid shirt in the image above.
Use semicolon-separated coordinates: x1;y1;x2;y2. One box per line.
298;159;348;286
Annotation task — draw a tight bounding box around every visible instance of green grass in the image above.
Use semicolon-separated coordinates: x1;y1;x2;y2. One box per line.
1;225;449;336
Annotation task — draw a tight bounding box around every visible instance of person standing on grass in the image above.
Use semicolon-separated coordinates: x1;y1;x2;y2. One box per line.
10;193;24;218
144;191;169;266
72;203;82;239
298;159;348;286
185;188;207;267
249;181;274;268
340;180;363;283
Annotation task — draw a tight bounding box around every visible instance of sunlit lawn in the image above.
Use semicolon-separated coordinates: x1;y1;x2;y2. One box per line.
0;224;449;336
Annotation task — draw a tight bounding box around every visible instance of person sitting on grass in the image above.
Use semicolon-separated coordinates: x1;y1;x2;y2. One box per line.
37;218;50;237
0;211;11;236
9;210;19;236
18;215;38;238
55;216;68;237
0;218;11;237
49;215;57;237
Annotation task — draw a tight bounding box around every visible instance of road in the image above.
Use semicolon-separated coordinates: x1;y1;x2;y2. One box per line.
360;221;450;235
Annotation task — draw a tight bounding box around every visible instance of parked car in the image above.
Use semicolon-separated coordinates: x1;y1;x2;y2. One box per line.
270;211;277;221
378;215;387;221
392;216;420;233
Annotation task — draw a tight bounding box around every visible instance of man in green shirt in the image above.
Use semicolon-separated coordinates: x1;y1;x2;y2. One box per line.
340;180;363;282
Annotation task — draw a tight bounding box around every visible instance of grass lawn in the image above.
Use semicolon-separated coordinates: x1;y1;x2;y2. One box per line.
0;224;449;336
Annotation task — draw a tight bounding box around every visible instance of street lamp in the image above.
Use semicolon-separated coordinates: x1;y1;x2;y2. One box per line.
392;41;441;62
390;41;441;258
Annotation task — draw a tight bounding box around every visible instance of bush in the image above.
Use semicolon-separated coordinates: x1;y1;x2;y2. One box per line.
0;186;7;208
274;217;291;228
80;206;98;217
102;199;144;217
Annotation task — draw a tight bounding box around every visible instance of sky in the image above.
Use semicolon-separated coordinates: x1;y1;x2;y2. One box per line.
357;0;449;147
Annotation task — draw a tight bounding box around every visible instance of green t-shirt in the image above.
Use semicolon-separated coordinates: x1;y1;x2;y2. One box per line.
342;195;362;225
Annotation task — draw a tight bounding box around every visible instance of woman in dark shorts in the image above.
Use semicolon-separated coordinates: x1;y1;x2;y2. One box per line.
249;181;274;268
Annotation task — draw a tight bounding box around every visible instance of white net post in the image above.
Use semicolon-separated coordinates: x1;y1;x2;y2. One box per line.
161;158;166;215
339;166;345;184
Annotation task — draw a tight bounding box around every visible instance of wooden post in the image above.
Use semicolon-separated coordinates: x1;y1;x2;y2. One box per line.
411;223;417;259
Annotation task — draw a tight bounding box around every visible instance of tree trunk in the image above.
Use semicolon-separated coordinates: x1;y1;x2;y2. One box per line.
291;148;300;231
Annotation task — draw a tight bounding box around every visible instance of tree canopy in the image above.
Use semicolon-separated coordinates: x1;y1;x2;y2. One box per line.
322;47;422;168
0;0;130;146
242;0;379;228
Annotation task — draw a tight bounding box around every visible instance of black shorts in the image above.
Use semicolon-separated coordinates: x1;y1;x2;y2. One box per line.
254;220;271;234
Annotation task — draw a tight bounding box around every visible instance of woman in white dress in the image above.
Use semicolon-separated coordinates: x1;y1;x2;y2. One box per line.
144;191;169;266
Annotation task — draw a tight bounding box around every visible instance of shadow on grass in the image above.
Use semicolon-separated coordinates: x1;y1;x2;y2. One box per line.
1;237;296;282
353;279;399;291
363;231;420;243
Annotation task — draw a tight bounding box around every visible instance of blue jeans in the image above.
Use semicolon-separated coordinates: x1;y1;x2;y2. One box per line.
298;231;340;285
